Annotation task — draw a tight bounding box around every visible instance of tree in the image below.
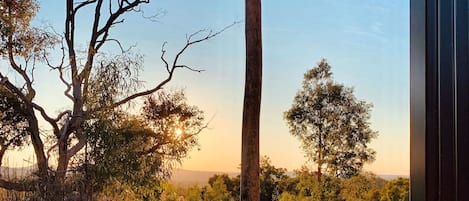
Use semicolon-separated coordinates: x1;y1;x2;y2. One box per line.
278;192;296;201
380;178;409;201
203;176;235;201
0;86;30;168
208;174;239;200
340;173;383;201
291;166;342;201
184;185;204;201
284;59;377;180
0;0;229;199
241;0;262;200
72;90;205;199
259;156;289;201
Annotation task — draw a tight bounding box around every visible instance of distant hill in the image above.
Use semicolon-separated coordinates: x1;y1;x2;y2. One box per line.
169;169;409;186
0;166;36;179
170;169;238;186
0;166;408;185
379;174;409;181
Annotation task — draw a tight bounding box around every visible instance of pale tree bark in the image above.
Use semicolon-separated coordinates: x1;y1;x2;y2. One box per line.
241;0;262;200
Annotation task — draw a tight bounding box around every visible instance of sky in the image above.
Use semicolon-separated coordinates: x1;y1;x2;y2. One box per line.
8;0;409;175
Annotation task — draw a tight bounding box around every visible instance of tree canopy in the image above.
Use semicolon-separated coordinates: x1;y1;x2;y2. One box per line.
0;0;227;199
284;59;377;179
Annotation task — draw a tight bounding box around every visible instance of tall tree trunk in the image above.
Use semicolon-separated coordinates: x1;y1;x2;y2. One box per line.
241;0;262;200
318;132;322;182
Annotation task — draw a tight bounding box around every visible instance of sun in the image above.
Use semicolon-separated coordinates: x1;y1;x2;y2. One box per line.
175;128;183;136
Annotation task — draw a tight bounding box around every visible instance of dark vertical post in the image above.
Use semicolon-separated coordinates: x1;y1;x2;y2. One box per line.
438;0;457;200
455;0;469;200
241;0;262;200
411;0;469;200
410;0;428;200
424;0;440;200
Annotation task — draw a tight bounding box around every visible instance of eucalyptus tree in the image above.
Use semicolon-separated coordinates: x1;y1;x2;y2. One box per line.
73;91;206;199
0;0;228;199
284;59;377;180
241;0;262;200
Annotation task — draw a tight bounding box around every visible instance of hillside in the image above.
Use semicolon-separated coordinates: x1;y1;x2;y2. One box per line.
170;169;238;186
169;169;409;186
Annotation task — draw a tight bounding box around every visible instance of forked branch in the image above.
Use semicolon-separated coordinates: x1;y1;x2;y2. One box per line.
101;21;240;111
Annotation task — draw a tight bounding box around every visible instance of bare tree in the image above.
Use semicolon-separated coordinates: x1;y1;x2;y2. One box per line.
0;0;232;199
241;0;262;200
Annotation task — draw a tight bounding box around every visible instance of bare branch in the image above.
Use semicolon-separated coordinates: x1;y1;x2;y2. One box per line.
79;0;150;103
47;143;58;162
96;38;125;53
54;110;72;122
65;0;78;78
161;42;170;73
0;178;35;191
99;22;240;111
94;0;149;52
0;73;30;105
73;0;98;13
174;65;205;73
31;102;60;135
139;7;167;22
45;40;73;101
0;75;63;137
7;47;36;100
66;130;86;160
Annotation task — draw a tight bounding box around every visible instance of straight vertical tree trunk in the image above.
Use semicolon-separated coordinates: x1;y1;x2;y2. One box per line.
241;0;262;200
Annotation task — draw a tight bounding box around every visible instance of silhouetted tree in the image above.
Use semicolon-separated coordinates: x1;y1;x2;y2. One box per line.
284;59;377;180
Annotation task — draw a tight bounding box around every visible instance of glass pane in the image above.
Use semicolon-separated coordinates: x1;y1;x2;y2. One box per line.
0;0;408;200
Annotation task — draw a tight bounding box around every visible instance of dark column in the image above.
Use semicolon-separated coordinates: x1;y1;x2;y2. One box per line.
410;0;469;200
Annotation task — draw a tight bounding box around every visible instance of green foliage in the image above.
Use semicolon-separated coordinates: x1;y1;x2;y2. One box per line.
279;192;297;201
184;185;204;201
208;174;239;200
155;162;408;201
0;86;30;151
340;172;383;201
94;178;161;201
284;59;377;178
380;178;409;201
72;90;205;199
159;182;186;201
0;0;57;60
290;167;342;201
203;177;234;201
260;156;289;201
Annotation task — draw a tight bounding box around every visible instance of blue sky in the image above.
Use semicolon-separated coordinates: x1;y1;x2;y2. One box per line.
17;0;410;175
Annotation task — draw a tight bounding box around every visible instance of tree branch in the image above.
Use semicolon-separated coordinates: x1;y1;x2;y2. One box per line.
73;0;98;13
0;178;35;191
7;44;35;100
45;40;74;101
31;102;60;135
66;128;86;160
100;22;239;111
161;42;170;73
174;65;205;73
